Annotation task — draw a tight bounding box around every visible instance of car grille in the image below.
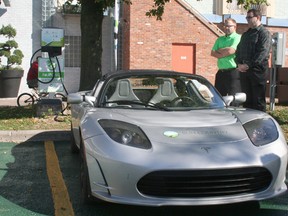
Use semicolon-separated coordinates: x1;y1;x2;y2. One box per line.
137;167;272;198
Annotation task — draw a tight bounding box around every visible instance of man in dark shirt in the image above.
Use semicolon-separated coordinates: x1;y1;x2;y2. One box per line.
235;9;272;112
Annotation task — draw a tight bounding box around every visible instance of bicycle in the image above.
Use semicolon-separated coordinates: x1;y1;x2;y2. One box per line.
17;88;66;107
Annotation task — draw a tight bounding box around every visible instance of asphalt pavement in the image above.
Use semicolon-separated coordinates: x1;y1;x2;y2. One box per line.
0;97;70;143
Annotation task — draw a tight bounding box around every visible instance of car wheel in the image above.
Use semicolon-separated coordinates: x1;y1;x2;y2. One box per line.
70;125;79;153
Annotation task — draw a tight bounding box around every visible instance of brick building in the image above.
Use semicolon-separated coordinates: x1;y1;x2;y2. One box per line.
121;0;288;85
122;0;222;84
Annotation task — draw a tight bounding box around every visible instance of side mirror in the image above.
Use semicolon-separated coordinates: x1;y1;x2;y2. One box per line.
68;93;95;106
67;93;83;104
223;93;246;106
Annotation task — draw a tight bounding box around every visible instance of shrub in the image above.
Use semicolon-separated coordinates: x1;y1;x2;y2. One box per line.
0;24;24;70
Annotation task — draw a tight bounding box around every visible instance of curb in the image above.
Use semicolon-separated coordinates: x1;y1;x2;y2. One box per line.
0;97;17;106
0;130;71;143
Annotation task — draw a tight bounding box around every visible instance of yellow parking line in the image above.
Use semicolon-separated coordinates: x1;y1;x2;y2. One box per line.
45;140;75;216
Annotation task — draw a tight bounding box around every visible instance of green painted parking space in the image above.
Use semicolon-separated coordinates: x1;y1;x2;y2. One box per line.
0;141;288;216
0;142;46;216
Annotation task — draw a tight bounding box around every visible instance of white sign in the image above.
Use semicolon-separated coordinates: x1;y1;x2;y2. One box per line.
38;57;65;93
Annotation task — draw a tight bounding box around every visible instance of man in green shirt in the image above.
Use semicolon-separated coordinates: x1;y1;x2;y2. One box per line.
211;18;241;97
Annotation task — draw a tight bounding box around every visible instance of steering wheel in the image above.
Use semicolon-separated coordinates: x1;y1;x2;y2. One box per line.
171;96;195;107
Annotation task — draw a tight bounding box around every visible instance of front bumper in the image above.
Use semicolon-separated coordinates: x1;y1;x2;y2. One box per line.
84;136;287;206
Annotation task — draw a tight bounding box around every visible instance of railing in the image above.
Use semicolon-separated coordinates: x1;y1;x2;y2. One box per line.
62;3;81;14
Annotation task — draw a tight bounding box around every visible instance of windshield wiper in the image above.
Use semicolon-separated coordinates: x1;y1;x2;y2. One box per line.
102;100;171;111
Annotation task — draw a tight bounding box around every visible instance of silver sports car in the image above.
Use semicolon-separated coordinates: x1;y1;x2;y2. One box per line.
68;70;287;206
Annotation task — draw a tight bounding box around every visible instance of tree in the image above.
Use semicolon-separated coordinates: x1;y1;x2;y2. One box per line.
72;0;268;91
79;0;104;90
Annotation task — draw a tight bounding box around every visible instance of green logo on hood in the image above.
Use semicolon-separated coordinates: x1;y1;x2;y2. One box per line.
164;131;179;138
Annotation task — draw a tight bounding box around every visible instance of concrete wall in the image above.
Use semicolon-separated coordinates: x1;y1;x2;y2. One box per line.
52;13;81;93
185;0;215;14
189;0;288;19
0;0;83;95
0;0;42;95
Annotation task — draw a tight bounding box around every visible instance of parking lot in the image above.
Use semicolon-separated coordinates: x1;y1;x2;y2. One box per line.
0;139;288;216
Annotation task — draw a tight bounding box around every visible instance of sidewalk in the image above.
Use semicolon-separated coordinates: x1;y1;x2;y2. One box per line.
0;129;70;143
0;97;18;106
0;97;70;143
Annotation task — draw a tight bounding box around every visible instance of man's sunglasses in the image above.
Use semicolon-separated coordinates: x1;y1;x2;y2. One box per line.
246;16;256;19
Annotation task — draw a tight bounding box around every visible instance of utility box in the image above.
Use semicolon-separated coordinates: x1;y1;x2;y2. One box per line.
277;67;288;103
277;85;288;103
278;67;288;85
272;32;286;67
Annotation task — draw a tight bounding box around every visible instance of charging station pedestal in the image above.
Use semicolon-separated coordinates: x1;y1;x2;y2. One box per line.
36;28;65;117
36;98;63;117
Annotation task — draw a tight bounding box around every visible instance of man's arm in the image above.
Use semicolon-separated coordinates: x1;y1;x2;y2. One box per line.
211;47;236;59
211;50;222;58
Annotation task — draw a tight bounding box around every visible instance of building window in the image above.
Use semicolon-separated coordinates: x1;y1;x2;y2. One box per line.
64;36;81;67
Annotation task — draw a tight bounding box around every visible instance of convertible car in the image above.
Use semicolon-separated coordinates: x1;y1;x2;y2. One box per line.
68;70;287;206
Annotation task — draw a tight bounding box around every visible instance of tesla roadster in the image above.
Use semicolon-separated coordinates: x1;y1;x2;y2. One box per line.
68;70;287;206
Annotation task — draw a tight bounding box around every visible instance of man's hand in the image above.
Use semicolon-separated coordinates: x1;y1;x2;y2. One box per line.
237;64;249;72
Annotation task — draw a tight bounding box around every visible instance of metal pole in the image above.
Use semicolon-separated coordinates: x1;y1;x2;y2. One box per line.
269;66;276;111
269;35;277;111
114;0;120;71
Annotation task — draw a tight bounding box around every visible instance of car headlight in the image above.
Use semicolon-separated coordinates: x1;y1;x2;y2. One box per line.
243;118;279;146
98;119;152;149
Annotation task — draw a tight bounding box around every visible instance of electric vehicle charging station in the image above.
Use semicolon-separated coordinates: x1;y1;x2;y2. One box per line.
270;32;286;111
35;28;66;116
39;28;65;94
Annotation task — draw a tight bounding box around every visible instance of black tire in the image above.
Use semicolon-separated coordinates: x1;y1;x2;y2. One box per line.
17;93;35;106
70;125;79;153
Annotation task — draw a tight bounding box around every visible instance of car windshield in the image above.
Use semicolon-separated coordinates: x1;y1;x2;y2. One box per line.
99;74;225;110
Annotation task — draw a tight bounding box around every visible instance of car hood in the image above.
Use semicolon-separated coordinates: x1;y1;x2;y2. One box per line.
86;108;249;144
117;109;236;127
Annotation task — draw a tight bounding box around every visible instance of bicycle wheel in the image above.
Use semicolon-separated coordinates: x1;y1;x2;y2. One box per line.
17;93;35;106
